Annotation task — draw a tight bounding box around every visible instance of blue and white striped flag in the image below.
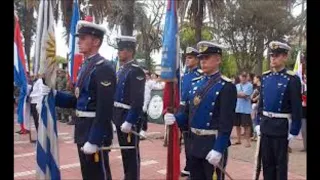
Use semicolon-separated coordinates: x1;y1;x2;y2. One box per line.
14;13;31;131
68;0;83;85
34;0;60;179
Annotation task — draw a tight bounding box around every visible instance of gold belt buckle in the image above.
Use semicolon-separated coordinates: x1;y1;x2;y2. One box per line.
195;129;201;135
268;112;273;118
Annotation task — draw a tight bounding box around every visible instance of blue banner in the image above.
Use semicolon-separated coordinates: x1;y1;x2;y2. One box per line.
160;0;178;81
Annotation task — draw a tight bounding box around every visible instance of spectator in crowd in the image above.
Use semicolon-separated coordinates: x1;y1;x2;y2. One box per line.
140;71;165;138
248;73;255;83
234;75;240;84
250;75;261;141
233;71;253;147
29;75;40;132
140;70;152;138
55;69;70;123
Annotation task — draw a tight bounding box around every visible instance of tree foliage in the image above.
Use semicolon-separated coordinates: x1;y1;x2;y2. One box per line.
135;1;165;71
208;0;297;74
14;0;37;72
56;55;67;64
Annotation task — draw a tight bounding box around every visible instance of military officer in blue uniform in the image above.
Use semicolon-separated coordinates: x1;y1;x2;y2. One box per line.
40;20;116;180
164;41;237;180
180;47;202;177
113;35;146;180
255;41;302;180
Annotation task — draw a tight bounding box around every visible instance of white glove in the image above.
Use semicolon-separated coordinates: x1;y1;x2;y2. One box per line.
288;134;295;141
82;142;98;154
143;106;147;113
164;113;175;125
36;101;43;113
205;150;222;166
121;121;132;133
255;125;260;136
40;83;51;95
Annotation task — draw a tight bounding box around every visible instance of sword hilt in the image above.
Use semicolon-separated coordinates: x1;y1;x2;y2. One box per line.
127;133;131;143
94;152;99;162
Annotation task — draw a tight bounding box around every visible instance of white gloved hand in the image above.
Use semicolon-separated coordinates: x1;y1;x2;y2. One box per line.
288;134;295;141
164;113;175;125
143;106;147;113
82;141;98;154
205;150;222;166
121;121;132;133
40;83;51;95
255;125;261;136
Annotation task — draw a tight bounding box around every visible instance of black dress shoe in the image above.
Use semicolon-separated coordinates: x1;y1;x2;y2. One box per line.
67;120;75;125
181;170;190;177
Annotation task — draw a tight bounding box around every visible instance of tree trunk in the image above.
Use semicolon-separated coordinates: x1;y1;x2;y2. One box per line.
144;48;151;71
298;0;305;48
266;48;270;70
62;0;73;43
121;0;135;36
23;7;34;72
255;34;264;75
194;0;204;42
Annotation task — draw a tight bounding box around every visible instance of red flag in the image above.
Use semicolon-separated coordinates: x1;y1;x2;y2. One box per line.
163;81;180;180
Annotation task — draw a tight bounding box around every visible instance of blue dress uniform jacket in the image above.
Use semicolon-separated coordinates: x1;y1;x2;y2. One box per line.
256;68;302;136
55;54;116;146
181;67;202;104
113;60;146;126
175;72;237;156
179;67;202;130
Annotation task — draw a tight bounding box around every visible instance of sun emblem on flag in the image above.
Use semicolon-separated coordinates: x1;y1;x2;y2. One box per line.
46;32;56;63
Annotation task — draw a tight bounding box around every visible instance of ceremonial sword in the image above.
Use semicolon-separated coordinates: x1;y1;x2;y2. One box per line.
215;163;234;180
130;130;154;143
253;135;262;180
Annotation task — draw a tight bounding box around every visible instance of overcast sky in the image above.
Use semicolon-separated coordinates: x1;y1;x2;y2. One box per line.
29;2;304;65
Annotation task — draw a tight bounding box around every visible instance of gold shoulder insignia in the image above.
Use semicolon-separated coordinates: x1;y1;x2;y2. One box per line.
100;81;111;87
96;60;105;65
286;70;295;76
136;76;145;81
192;76;203;82
197;69;203;74
221;75;232;82
131;64;139;67
263;70;271;75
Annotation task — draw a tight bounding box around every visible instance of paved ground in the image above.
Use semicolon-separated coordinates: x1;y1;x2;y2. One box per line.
14;115;306;179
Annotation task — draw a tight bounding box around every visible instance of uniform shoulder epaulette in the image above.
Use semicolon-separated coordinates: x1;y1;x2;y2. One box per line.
262;70;271;75
286;70;295;76
96;59;105;65
131;63;140;68
221;75;232;82
192;76;202;82
197;69;203;74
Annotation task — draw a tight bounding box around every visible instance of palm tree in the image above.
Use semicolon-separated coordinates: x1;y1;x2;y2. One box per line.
135;1;165;71
90;0;147;36
177;0;223;42
14;0;38;72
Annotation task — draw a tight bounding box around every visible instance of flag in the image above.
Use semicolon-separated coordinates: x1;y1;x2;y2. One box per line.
161;0;180;180
14;14;31;131
34;0;60;179
68;0;83;85
293;50;306;92
160;0;179;81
